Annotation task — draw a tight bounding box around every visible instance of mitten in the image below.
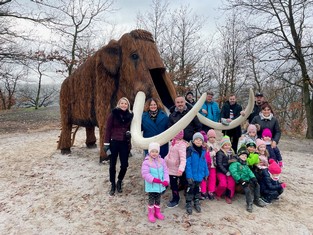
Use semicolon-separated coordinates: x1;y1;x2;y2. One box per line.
162;181;169;187
278;161;284;168
281;182;286;188
153;178;162;184
226;171;231;176
187;178;194;185
103;144;110;152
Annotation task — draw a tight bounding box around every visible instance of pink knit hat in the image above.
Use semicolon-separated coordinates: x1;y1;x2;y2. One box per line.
247;124;257;133
256;138;266;148
200;131;208;143
262;128;272;138
268;159;281;174
207;129;216;138
173;130;184;140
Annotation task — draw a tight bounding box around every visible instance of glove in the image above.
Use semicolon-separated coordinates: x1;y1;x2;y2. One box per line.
281;182;286;188
226;171;231;176
221;118;229;126
177;170;183;176
125;131;131;140
187;178;194;185
103;144;110;152
162;181;169;187
152;178;162;184
278;161;284;168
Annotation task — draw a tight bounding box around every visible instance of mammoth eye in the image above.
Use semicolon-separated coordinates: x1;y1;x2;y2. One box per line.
131;53;139;60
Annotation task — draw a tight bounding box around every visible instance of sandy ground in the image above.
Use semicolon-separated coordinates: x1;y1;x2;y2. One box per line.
0;123;313;234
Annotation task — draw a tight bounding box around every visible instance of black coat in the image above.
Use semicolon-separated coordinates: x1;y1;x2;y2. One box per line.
220;101;242;138
216;149;236;174
168;105;202;142
259;169;283;194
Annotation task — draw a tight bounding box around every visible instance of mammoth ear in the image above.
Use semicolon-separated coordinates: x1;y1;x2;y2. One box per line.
97;40;121;76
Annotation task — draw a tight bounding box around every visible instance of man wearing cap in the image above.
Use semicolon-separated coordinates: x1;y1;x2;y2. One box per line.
185;91;196;106
199;90;220;132
248;92;265;123
220;94;244;153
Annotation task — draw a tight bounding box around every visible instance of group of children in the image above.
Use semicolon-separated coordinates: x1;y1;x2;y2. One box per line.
141;124;286;222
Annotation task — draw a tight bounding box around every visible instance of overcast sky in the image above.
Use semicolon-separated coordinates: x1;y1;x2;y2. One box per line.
113;0;225;35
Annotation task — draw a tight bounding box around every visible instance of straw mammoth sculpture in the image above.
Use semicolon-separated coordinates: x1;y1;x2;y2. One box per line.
58;29;255;159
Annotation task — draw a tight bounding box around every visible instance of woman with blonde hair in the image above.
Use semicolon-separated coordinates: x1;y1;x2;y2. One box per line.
104;97;133;196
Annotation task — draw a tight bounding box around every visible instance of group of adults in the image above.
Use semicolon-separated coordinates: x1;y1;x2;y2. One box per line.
103;90;281;196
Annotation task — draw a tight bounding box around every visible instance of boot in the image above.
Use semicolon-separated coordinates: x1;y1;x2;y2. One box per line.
194;200;201;213
109;182;116;196
117;180;122;193
247;203;253;213
154;205;165;220
148;206;156;223
186;202;192;215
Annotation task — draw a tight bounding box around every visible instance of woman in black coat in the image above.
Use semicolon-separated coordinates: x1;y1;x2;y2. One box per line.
104;97;133;196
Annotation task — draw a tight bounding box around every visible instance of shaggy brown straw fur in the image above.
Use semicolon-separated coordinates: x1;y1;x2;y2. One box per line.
58;29;176;159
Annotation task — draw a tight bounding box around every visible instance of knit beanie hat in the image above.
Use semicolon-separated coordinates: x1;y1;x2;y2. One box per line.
173;130;184;141
193;132;204;142
246;140;256;148
148;142;160;153
262;128;272;138
256;138;266;148
220;135;231;148
247;124;257;133
200;131;208;143
237;144;249;156
268;159;282;174
207;129;217;138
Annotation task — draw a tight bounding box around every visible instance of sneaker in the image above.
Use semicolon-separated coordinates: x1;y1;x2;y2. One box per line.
254;198;267;207
225;196;232;204
207;192;215;200
200;193;206;200
260;197;272;205
167;200;179;208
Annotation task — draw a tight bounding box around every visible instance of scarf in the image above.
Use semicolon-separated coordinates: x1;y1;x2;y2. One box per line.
148;109;158;122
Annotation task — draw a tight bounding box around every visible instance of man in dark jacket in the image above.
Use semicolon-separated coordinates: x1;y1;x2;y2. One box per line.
248;92;265;123
168;96;202;142
220;94;244;153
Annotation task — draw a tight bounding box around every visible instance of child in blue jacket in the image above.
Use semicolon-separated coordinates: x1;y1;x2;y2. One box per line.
185;132;209;215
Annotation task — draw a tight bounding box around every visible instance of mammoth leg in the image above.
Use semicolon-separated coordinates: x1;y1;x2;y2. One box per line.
59;123;72;154
85;126;97;148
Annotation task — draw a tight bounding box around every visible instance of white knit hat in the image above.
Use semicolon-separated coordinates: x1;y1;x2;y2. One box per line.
148;142;160;153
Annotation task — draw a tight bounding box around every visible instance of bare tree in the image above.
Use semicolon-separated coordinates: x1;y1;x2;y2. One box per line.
225;0;313;138
33;0;115;76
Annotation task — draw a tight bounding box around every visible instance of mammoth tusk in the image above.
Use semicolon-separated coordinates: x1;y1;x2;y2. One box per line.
131;91;207;149
197;88;255;130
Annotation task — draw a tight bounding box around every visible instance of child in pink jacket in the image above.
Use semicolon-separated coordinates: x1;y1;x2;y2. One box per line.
164;130;188;208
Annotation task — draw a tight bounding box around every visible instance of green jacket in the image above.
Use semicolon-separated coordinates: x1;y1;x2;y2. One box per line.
229;161;256;182
247;152;260;166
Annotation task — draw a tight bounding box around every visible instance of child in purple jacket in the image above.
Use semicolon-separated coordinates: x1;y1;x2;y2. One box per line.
142;142;169;223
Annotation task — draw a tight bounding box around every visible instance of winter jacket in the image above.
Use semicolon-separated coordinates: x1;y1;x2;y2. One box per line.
185;146;209;182
247;152;260;167
266;144;282;162
237;134;258;152
141;155;169;193
207;141;220;168
142;110;169;157
216;149;236;174
199;101;220;122
259;169;283;194
251;115;281;144
104;108;133;143
220;101;242;136
164;140;188;176
229;160;256;182
168;106;202;142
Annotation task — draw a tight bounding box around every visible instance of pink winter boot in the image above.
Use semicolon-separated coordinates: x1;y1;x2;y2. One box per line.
154;205;165;220
148;206;156;223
